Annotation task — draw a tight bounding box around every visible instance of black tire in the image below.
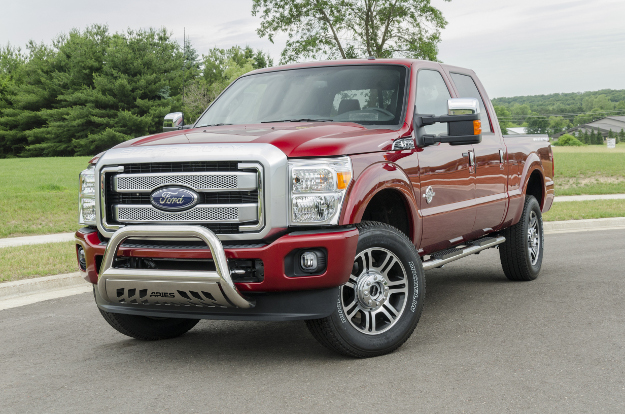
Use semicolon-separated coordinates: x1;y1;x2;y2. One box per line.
499;195;544;281
306;221;425;358
99;309;199;341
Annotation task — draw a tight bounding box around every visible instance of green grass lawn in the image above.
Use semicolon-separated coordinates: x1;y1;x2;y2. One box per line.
544;199;625;222
553;143;625;195
0;242;78;282
0;157;91;238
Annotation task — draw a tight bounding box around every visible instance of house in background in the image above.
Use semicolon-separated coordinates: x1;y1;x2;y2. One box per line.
556;116;625;139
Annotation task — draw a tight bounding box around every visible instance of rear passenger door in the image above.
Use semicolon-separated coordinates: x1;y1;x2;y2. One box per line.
447;71;507;234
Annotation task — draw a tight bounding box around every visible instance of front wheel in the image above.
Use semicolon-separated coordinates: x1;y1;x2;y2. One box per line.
306;222;425;358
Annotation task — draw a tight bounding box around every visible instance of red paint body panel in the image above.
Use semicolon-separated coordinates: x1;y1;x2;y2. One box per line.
75;228;358;293
340;155;421;245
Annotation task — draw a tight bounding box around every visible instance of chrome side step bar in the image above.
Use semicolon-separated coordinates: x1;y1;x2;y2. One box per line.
98;225;254;309
422;236;506;271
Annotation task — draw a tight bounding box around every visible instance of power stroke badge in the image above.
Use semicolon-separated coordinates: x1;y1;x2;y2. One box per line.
150;187;199;211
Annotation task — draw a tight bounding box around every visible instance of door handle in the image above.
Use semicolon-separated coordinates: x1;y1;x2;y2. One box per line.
463;151;476;167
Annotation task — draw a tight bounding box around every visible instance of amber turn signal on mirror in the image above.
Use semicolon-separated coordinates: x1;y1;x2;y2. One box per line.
473;120;482;135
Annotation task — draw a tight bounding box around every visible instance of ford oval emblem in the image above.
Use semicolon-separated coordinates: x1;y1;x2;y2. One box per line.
150;187;199;211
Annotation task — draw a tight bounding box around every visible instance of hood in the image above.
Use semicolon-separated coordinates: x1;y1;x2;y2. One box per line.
114;122;403;157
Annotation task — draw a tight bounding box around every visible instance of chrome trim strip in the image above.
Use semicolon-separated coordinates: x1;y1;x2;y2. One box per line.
113;203;258;223
238;163;264;232
98;225;253;308
98;166;124;235
113;171;258;193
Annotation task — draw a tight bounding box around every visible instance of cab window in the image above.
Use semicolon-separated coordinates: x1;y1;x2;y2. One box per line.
415;70;452;136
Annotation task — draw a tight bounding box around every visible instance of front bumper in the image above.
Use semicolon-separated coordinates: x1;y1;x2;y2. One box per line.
75;226;358;318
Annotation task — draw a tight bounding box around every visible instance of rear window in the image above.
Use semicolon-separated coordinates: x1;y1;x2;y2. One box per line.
450;73;492;132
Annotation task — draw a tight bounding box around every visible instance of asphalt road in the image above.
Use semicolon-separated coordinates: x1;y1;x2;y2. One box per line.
1;230;624;413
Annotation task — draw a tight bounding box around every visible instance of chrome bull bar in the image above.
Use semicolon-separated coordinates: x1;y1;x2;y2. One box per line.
97;225;254;309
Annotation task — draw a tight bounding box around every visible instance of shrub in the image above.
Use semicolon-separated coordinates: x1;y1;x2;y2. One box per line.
554;133;584;146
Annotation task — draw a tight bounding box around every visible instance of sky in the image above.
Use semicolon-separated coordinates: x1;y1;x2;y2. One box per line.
1;0;624;98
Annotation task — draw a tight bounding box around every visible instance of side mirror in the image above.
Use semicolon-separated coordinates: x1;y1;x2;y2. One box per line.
163;112;184;132
414;98;482;147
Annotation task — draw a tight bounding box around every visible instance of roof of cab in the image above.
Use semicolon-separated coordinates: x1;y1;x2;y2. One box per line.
247;58;474;77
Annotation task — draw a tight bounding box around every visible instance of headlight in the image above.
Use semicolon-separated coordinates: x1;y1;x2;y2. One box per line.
79;164;96;225
288;157;352;225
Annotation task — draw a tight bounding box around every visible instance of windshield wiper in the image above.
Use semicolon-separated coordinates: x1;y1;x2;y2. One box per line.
260;118;334;123
196;123;232;127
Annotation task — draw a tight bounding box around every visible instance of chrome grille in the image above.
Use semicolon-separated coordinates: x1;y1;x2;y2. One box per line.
115;204;258;223
116;173;237;192
114;171;258;193
102;161;263;234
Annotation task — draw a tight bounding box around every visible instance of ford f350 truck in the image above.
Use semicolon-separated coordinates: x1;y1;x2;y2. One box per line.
75;59;554;357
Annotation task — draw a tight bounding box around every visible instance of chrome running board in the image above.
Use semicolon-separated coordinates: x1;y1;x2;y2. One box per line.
97;225;254;309
422;236;506;271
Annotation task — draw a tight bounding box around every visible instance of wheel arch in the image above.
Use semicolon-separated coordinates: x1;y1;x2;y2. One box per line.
525;168;545;209
340;162;421;245
508;154;547;227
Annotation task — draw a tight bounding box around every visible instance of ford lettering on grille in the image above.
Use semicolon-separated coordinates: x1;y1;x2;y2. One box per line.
150;187;199;211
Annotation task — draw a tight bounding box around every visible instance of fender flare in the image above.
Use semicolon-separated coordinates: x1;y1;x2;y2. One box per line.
509;153;546;226
340;162;421;245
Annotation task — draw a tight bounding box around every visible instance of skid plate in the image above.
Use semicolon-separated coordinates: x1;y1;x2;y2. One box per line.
105;279;230;307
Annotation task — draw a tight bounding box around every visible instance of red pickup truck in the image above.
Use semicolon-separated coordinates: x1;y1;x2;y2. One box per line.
75;59;554;357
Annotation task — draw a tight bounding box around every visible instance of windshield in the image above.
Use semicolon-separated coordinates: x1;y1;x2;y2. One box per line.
195;65;408;127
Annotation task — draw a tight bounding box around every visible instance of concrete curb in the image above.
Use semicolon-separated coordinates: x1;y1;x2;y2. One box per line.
0;273;92;311
544;217;625;234
553;194;625;202
0;233;75;249
0;272;87;299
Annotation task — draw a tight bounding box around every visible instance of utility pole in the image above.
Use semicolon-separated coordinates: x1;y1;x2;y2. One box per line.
182;27;186;112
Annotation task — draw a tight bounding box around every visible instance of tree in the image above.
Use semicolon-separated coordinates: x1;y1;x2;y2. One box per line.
526;115;549;134
0;44;26;157
21;25;113;156
494;105;511;134
553;133;583;146
510;103;531;125
182;46;273;124
589;129;596;145
70;28;184;156
0;40;58;157
618;128;624;144
252;0;450;64
1;26;185;157
548;116;570;137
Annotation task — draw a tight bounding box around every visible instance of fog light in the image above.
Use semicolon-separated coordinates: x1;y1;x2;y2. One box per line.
301;251;318;271
77;246;87;271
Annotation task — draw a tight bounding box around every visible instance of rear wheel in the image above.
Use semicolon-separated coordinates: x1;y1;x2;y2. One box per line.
99;309;199;340
499;195;544;281
306;221;425;358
